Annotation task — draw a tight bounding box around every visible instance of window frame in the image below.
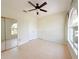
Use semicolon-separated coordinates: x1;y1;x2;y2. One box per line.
68;7;78;55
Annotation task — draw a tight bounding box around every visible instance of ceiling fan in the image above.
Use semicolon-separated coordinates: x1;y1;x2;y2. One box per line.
23;1;47;15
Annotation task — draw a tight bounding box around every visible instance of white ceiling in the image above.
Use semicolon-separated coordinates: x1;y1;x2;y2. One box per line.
2;0;72;16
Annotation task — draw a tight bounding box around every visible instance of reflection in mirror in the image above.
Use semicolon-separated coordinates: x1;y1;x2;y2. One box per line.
1;18;6;51
6;19;18;49
1;17;18;51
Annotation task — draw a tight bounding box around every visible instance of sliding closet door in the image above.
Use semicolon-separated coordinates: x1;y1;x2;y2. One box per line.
1;17;18;51
1;18;6;51
5;18;18;49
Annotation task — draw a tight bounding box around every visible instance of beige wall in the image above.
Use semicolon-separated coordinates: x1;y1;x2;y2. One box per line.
37;12;66;44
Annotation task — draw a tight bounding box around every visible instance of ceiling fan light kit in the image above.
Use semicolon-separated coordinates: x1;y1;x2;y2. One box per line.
23;1;47;15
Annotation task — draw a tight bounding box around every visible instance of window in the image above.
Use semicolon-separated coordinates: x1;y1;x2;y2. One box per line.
68;8;78;55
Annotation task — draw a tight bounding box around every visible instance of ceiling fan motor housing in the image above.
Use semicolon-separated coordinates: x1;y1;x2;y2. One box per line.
35;3;40;9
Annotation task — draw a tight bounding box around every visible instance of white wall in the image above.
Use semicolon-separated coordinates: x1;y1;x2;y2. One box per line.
37;12;66;44
1;0;38;45
1;0;71;45
17;14;37;45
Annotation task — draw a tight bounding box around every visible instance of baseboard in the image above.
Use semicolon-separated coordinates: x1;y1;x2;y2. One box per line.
37;38;66;45
18;38;38;46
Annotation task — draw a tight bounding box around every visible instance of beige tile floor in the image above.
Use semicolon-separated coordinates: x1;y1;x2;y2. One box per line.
1;39;72;59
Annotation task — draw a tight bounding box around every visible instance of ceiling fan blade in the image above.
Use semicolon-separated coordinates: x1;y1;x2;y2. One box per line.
28;1;36;7
23;9;36;12
23;10;27;12
40;9;47;12
28;9;36;11
39;2;47;8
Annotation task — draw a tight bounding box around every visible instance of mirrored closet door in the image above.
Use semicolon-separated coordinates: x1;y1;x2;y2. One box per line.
1;17;18;52
1;17;6;51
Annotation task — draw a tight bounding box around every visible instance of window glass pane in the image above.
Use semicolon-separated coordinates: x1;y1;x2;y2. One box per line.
68;8;78;50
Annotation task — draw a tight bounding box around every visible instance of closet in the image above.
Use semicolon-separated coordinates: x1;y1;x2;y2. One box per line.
1;17;18;52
